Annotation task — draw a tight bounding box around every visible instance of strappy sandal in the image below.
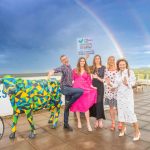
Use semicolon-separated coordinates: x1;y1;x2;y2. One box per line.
110;122;115;131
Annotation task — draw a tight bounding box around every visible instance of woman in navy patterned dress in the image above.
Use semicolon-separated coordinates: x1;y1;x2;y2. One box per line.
89;55;106;128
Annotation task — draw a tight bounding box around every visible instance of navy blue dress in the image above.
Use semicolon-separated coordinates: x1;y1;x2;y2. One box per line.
90;66;106;120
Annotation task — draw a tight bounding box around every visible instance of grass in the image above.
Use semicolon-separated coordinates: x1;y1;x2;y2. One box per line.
133;68;150;79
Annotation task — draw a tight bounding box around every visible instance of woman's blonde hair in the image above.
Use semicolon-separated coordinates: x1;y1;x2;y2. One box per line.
107;56;116;69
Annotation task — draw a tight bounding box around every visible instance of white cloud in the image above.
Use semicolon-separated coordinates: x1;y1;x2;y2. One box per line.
144;51;150;54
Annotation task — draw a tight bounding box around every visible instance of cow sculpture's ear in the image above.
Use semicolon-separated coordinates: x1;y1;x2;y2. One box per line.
3;75;17;85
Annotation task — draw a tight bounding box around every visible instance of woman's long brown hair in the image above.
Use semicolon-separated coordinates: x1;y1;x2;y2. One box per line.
76;57;90;74
92;55;102;73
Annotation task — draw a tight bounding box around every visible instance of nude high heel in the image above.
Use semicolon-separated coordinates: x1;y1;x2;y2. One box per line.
78;122;82;129
133;132;141;141
98;119;103;128
119;127;126;137
94;120;99;129
87;124;92;132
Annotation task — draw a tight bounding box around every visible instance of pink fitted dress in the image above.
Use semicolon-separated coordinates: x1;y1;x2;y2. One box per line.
70;69;97;112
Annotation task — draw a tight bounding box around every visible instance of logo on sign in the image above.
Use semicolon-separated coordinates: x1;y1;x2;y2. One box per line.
77;37;94;55
0;85;7;99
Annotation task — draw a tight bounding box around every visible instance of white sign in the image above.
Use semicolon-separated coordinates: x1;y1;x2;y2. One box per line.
77;37;94;55
0;84;13;116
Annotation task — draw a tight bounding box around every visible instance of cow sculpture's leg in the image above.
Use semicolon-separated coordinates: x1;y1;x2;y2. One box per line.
24;109;36;139
52;103;61;128
48;106;55;124
52;108;59;128
9;112;19;139
48;106;58;129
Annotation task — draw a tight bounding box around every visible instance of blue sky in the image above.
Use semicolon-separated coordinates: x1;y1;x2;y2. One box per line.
0;0;150;74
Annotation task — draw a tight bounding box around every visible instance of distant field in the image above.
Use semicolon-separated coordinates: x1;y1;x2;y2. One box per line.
133;68;150;80
1;69;150;80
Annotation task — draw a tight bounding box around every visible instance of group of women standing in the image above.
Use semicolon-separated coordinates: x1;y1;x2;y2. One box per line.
69;54;141;141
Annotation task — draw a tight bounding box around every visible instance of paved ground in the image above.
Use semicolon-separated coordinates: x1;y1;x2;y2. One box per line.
0;86;150;150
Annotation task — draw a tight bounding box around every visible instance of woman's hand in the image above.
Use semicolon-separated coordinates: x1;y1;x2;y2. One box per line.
47;70;54;80
85;53;90;60
92;74;98;79
122;77;128;86
93;74;104;83
72;80;74;84
111;88;116;92
91;85;97;89
105;77;111;85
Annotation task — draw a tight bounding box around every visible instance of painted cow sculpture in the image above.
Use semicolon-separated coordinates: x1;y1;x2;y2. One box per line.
1;75;62;139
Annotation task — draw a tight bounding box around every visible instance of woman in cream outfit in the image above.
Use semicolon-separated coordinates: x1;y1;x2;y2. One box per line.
106;58;140;141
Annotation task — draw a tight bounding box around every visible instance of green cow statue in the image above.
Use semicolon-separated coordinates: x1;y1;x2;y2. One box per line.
1;75;62;139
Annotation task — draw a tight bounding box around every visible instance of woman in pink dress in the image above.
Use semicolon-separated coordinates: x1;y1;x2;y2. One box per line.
70;57;97;131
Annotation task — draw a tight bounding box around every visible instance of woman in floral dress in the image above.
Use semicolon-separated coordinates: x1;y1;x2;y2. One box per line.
104;56;122;131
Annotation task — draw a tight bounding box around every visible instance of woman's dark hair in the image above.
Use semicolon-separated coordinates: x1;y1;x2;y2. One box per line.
116;58;130;76
76;57;90;74
92;55;102;73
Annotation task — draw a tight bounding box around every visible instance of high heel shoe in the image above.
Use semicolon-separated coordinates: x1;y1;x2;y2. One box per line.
98;120;103;128
110;122;115;131
78;122;82;129
119;127;126;137
133;132;141;141
87;124;92;132
94;120;99;128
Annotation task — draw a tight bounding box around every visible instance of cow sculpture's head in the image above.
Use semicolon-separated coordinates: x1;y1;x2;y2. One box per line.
1;75;17;95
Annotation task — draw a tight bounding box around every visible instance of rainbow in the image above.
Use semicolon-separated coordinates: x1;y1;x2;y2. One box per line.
75;0;124;58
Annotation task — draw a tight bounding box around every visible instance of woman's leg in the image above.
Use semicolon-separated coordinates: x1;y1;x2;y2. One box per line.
97;91;105;128
115;108;122;130
118;121;122;131
110;107;116;130
76;112;82;128
85;110;92;131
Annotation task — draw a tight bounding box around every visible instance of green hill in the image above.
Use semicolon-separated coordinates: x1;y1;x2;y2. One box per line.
133;68;150;80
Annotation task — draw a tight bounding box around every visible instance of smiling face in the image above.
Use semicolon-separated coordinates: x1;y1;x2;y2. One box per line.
94;56;101;65
77;57;90;74
79;58;86;68
118;60;127;71
108;56;115;66
60;55;69;65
